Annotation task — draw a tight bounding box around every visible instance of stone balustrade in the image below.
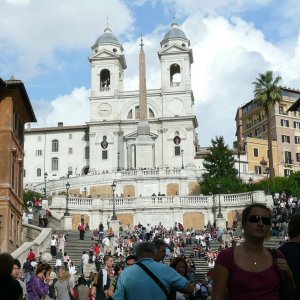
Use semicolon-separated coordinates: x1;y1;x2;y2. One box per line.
11;224;52;263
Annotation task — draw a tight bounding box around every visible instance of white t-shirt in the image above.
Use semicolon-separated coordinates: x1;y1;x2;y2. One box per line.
82;253;89;264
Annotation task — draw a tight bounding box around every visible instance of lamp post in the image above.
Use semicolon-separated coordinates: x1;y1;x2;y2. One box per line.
117;152;120;171
248;177;254;203
111;182;117;220
265;168;270;195
43;172;48;198
181;149;184;169
64;182;70;216
216;183;223;218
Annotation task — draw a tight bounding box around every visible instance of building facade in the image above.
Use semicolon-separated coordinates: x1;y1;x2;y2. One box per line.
0;78;36;252
236;87;300;177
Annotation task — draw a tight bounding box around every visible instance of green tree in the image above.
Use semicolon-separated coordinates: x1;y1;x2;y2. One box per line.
203;136;237;179
253;70;282;183
23;190;43;209
201;136;242;194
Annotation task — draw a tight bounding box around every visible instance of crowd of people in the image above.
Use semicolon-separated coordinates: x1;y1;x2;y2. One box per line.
2;198;300;300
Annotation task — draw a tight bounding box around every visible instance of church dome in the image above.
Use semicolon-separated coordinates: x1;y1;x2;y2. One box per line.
161;21;190;46
95;27;121;46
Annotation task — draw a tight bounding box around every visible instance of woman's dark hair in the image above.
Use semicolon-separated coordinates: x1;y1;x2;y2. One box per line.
0;253;14;275
36;262;52;275
78;276;87;285
169;257;188;277
114;263;124;275
288;214;300;239
241;203;271;227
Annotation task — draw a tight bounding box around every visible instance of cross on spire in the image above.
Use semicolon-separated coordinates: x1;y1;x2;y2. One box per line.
139;34;144;49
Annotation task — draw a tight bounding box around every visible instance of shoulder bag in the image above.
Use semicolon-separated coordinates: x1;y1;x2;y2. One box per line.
269;248;297;300
136;262;172;300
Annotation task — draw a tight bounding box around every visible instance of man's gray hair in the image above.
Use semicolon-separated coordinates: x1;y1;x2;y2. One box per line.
134;241;155;259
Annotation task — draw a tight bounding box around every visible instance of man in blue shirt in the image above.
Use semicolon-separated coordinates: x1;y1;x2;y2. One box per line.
113;241;194;300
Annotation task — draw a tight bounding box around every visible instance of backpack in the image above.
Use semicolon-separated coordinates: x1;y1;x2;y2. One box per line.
194;284;209;299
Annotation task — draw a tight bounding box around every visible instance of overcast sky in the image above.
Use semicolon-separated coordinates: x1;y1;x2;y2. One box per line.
2;0;300;147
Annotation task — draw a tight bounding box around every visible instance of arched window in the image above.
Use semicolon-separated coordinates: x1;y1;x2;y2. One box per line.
52;157;58;171
52;139;59;152
100;69;110;91
37;168;41;177
170;64;181;87
126;106;155;120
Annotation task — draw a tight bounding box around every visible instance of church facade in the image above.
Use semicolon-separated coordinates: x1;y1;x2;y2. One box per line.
24;22;202;198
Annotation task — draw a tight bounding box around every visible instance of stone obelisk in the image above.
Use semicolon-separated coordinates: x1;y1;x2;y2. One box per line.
135;36;154;168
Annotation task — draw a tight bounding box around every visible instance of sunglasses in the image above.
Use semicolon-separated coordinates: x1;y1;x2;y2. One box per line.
247;215;271;225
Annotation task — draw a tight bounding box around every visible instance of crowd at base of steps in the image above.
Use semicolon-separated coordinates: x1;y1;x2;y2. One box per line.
5;196;298;300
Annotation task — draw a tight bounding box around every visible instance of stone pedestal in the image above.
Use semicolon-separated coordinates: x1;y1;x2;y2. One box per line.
63;215;72;231
109;219;120;238
216;217;226;230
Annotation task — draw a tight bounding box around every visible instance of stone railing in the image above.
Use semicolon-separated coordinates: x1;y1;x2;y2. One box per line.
51;191;266;212
33;168;201;193
11;224;52;263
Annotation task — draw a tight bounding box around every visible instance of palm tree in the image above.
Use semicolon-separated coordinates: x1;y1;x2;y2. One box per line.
252;70;282;183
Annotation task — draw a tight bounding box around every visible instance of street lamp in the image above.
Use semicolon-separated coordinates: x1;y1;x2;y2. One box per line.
64;182;70;216
265;168;270;195
117;152;120;171
181;149;184;169
43;172;48;199
111;181;117;220
248;177;254;203
216;183;223;218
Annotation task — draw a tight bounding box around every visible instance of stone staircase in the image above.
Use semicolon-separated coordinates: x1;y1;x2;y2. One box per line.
44;231;284;281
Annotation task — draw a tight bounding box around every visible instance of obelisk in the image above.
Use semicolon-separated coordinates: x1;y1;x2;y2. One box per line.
135;36;154;168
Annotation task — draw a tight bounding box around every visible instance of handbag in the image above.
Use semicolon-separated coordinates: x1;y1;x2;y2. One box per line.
136;262;172;300
269;249;297;300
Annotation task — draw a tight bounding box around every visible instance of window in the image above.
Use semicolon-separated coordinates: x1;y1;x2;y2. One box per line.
68;167;73;176
253;148;259;157
284;151;292;164
36;150;43;156
284;169;292;177
295;136;300;144
69;133;72;139
23;169;26;177
85;147;90;160
52;139;59;152
294;121;300;129
51;157;58;171
282;135;290;143
10;214;13;240
100;69;110;91
279;106;287;115
255;166;262;174
102;150;108;160
170;63;181;87
127;106;156;119
174;146;181;156
84;130;89;141
281;119;289;127
37;168;41;177
296;153;300;162
254;128;261;136
68;148;73;154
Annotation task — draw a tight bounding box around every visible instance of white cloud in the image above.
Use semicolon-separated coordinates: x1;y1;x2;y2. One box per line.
5;1;300;148
0;0;134;79
32;87;90;127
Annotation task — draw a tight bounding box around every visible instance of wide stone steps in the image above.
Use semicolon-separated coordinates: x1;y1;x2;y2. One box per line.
44;230;284;281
